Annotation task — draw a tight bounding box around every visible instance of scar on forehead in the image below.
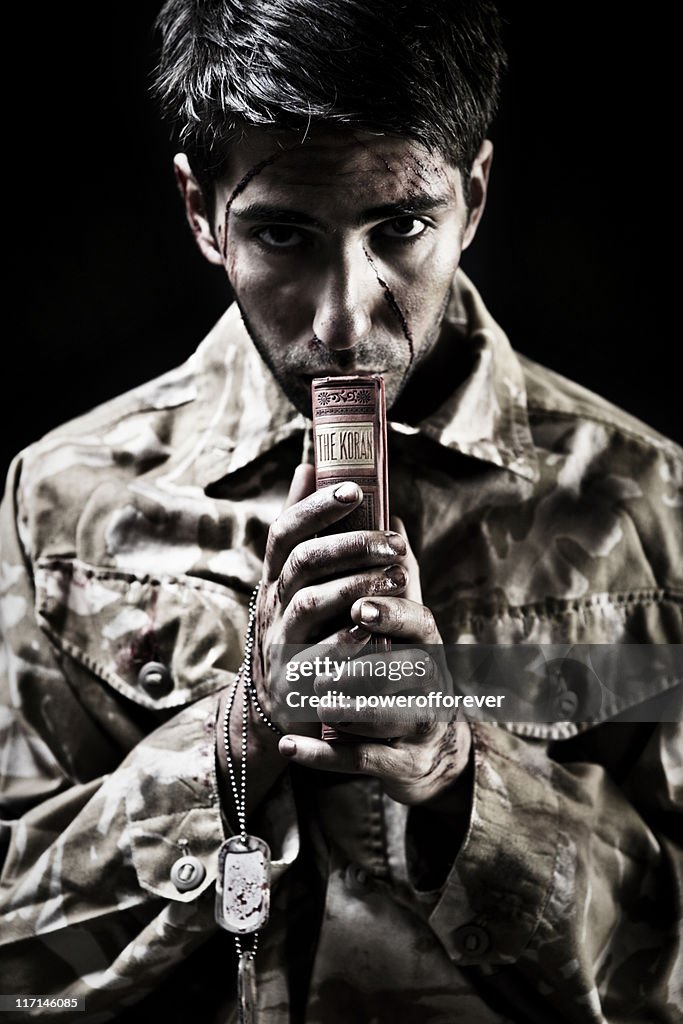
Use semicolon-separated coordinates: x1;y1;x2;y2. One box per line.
220;149;290;260
350;131;396;177
362;244;415;366
406;157;434;189
408;150;452;189
350;132;450;197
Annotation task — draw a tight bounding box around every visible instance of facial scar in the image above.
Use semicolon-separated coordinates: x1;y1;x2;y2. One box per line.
220;149;290;260
362;245;415;365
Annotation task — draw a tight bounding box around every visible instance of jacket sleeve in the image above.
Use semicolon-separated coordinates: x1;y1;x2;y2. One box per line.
424;717;683;1023
0;454;298;1018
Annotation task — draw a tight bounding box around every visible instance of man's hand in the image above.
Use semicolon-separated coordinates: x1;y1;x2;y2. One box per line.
253;464;410;735
277;589;472;807
251;463;472;806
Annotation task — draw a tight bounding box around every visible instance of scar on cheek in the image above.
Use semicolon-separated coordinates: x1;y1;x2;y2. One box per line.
362;245;415;365
220;150;288;260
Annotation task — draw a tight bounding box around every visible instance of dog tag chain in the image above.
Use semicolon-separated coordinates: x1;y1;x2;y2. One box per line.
215;583;282;1023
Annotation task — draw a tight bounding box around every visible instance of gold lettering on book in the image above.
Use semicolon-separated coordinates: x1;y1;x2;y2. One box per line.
315;423;374;468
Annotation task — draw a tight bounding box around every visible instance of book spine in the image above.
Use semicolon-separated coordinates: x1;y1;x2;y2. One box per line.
311;376;390;742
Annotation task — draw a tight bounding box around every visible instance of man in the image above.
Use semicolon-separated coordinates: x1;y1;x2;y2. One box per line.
1;1;681;1022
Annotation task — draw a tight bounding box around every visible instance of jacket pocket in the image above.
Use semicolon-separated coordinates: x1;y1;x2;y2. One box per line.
35;558;247;709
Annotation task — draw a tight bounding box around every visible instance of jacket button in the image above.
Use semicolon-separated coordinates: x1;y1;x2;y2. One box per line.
170;856;206;892
138;661;173;696
452;924;491;957
344;863;370;891
554;689;579;719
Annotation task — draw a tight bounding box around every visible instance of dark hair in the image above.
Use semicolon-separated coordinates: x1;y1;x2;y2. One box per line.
153;0;506;201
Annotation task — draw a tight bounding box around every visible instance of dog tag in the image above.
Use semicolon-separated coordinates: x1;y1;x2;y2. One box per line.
215;835;271;933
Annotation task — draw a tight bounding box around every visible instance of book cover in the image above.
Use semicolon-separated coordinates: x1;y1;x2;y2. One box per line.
312;375;391;741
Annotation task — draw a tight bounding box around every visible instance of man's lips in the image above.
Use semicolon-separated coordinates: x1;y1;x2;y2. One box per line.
299;369;386;380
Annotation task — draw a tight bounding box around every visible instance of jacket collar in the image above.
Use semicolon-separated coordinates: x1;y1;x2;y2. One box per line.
188;269;539;489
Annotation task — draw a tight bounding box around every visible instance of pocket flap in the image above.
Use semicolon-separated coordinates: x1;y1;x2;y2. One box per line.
35;558;248;708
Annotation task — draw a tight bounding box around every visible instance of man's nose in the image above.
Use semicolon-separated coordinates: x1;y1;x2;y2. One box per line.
312;251;374;350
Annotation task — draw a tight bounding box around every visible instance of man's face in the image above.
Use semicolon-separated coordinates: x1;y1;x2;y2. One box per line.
182;128;489;416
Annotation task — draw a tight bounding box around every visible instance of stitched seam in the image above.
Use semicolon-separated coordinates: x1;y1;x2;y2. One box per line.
35;557;250;600
449;589;682;622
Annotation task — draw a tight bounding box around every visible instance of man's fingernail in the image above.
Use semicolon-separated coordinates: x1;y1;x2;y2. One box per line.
348;624;371;639
280;737;297;757
334;482;360;503
360;602;380;623
384;532;407;554
384;564;406;586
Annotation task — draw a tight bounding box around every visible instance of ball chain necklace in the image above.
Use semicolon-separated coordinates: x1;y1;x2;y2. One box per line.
215;582;283;1024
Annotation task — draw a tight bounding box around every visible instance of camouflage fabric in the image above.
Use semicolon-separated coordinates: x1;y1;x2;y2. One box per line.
1;270;681;1022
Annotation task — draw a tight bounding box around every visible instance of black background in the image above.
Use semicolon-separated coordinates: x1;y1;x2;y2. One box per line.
3;3;679;482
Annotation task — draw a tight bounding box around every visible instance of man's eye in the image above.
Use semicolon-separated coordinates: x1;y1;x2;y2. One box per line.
255;226;304;249
378;217;427;240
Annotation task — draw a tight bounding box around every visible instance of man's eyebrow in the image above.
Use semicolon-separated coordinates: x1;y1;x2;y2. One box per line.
231;205;326;230
357;194;452;224
230;194;452;230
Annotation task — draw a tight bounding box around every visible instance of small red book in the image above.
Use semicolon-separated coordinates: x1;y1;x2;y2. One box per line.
311;375;390;741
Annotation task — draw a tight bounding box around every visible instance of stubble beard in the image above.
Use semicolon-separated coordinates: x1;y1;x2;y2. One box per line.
236;287;452;419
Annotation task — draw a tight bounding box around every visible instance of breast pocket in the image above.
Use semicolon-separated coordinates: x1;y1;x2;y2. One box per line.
35;558;248;709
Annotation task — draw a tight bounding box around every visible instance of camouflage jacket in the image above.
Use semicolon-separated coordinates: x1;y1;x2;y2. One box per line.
1;271;681;1023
